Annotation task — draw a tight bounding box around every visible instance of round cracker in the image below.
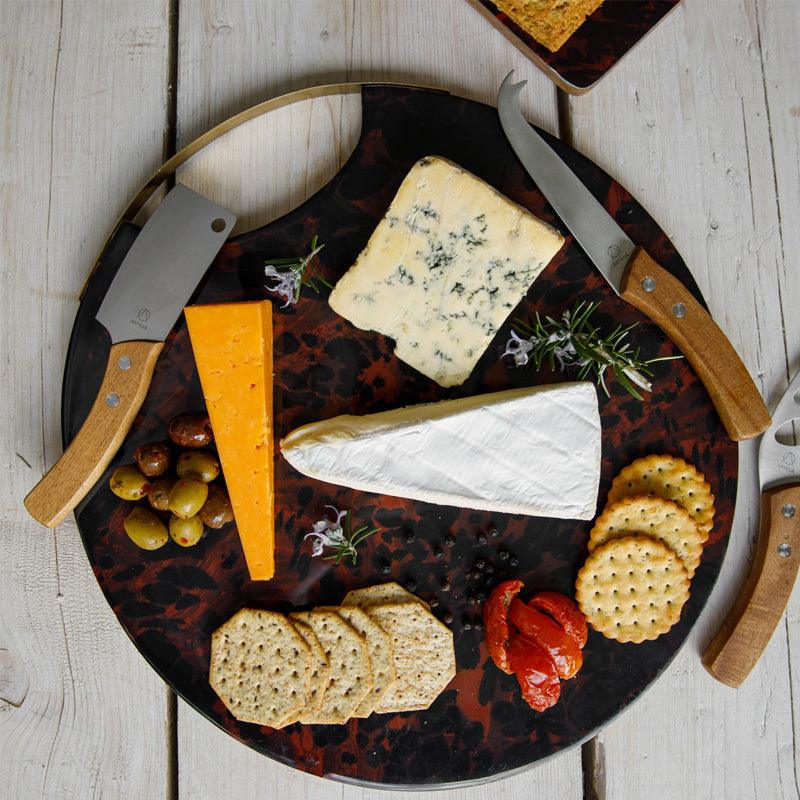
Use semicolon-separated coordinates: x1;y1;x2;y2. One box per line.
209;609;311;727
589;495;704;577
607;454;714;536
576;535;690;643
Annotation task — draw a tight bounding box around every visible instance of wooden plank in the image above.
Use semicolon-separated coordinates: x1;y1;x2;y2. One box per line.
0;1;172;798
175;1;580;797
566;1;799;797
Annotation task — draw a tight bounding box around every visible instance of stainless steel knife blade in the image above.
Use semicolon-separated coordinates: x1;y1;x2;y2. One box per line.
96;184;236;343
759;370;800;490
497;71;636;293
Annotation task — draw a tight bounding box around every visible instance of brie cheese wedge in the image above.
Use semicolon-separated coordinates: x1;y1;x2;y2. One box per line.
281;382;601;520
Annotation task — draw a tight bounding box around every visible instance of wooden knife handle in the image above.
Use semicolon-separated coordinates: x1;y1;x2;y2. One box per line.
24;340;163;528
620;247;770;441
703;484;800;687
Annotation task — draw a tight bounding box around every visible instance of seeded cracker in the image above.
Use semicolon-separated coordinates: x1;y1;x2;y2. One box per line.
209;609;311;727
289;610;372;724
589;495;705;577
576;535;690;643
343;581;430;611
276;620;330;727
367;602;456;713
607;454;715;535
318;605;398;717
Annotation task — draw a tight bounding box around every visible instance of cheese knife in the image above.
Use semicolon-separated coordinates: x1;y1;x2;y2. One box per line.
703;368;800;686
497;71;770;441
25;184;236;528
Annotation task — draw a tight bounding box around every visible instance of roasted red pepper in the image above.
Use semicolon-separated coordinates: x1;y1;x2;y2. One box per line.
509;598;583;679
507;634;561;712
529;591;588;649
483;580;523;674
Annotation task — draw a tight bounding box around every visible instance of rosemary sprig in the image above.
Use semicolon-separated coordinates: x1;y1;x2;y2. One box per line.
502;300;680;400
264;234;332;307
304;506;378;567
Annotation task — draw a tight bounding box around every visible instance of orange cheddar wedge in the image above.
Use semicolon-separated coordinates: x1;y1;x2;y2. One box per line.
184;300;275;580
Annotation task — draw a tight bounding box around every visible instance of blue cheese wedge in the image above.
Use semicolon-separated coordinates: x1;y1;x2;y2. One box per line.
281;382;601;520
328;156;564;387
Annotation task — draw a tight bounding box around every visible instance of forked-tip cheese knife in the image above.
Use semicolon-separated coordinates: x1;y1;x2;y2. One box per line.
25;185;236;528
704;369;800;686
497;72;770;441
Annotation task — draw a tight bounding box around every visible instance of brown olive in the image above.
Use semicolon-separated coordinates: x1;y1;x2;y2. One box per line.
147;477;174;511
176;450;220;483
168;477;209;519
168;413;213;448
134;442;171;477
124;507;168;550
200;485;234;529
109;465;150;501
169;514;204;547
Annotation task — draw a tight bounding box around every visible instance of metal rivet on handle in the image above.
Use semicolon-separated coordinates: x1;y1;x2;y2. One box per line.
118;355;132;370
211;218;227;233
777;543;792;557
641;277;657;293
672;303;687;318
105;393;120;407
782;503;796;519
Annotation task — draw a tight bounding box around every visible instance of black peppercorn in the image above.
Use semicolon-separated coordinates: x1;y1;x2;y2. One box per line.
404;530;416;543
380;560;391;575
498;549;509;561
443;611;454;624
473;618;483;631
509;556;519;567
462;617;472;631
488;524;499;537
485;563;495;575
429;596;439;608
475;558;486;571
476;591;486;602
440;578;451;592
445;534;455;546
405;578;417;593
434;546;445;559
476;532;487;546
465;570;474;581
485;577;496;589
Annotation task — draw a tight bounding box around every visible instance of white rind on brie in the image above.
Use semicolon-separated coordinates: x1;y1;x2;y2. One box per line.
280;382;601;520
328;156;565;388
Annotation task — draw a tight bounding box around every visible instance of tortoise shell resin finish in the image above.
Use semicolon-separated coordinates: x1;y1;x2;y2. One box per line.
470;0;681;93
62;86;736;786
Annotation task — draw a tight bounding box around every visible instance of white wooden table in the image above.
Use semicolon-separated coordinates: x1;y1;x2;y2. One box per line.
2;1;798;797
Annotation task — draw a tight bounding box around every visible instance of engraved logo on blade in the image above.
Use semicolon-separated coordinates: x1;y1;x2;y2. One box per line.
778;451;797;474
131;307;150;330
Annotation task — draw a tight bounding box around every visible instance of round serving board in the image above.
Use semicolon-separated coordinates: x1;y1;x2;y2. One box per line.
62;85;737;787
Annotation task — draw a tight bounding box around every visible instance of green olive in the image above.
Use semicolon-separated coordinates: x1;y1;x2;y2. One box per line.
134;442;171;477
147;477;174;511
123;507;168;550
169;514;204;547
168;413;214;448
176;450;220;483
200;485;234;529
168;477;209;519
109;465;150;501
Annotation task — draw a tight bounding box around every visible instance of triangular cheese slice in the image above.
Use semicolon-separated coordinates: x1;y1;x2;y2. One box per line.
280;382;600;520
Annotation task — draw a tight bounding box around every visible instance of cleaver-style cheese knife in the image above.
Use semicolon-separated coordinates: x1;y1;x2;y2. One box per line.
25;185;236;528
704;368;800;686
497;72;770;441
